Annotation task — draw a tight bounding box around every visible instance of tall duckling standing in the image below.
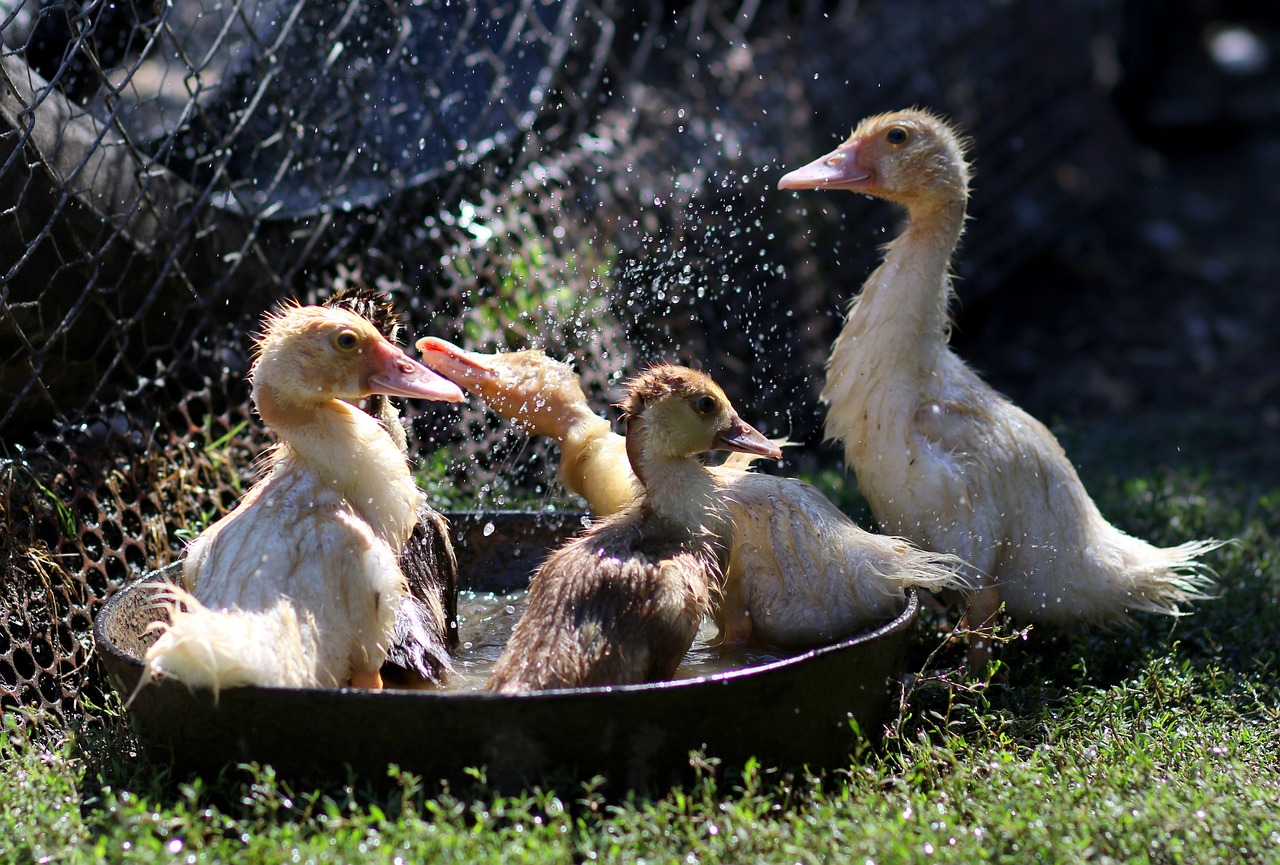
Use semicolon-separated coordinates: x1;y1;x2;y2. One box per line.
145;303;465;692
486;364;781;692
418;338;963;647
778;108;1220;647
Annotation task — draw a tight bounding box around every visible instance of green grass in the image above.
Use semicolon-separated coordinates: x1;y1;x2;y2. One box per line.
4;447;1280;864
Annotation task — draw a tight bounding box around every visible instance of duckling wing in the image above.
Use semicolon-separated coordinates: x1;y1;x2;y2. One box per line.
173;466;404;687
845;356;1023;579
570;551;712;685
910;373;1219;624
717;470;964;645
382;504;457;687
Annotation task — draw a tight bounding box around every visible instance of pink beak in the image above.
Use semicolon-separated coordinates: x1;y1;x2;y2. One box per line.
369;340;466;403
414;336;492;386
714;415;783;461
777;141;869;190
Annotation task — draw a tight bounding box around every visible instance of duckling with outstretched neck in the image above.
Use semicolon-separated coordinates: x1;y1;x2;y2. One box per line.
417;338;965;647
416;339;641;514
145;303;465;693
486;364;781;692
778;108;1222;660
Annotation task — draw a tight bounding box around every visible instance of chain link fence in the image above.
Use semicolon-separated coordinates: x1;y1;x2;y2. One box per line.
0;0;1129;726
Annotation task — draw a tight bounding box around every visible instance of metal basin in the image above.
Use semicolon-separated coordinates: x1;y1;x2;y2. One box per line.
94;511;917;790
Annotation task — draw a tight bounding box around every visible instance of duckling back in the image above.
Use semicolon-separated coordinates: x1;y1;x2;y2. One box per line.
717;469;966;645
487;512;719;692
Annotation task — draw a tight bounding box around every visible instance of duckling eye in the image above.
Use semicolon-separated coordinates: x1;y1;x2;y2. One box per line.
335;330;360;351
886;127;908;145
693;395;717;415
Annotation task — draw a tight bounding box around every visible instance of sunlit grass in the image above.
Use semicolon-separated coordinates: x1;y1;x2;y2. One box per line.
4;430;1279;864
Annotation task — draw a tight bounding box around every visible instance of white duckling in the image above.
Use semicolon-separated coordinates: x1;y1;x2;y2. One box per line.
324;285;458;687
777;108;1221;653
144;303;464;692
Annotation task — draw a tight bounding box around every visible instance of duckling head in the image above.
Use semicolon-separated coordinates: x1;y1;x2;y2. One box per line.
415;336;591;438
325;284;402;344
778;107;970;210
252;304;464;425
324;286;410;447
619;365;782;473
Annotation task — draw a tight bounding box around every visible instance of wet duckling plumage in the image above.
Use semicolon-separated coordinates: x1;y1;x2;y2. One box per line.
778;108;1222;655
486;364;780;692
145;303;464;692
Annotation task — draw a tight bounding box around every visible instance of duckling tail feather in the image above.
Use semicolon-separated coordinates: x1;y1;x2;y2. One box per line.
141;584;315;697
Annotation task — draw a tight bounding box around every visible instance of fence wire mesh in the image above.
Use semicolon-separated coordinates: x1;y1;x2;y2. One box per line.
1;0;1127;725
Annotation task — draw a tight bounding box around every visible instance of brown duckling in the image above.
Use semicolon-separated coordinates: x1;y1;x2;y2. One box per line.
485;364;781;692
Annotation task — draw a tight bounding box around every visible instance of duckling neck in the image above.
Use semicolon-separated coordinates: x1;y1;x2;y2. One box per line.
848;198;966;366
627;426;725;535
558;408;613;453
557;413;639;516
257;385;418;545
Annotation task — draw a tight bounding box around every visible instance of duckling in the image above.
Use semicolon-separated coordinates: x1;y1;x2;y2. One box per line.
415;336;638;515
325;286;458;687
485;364;781;692
778;108;1221;655
417;338;964;646
145;303;465;692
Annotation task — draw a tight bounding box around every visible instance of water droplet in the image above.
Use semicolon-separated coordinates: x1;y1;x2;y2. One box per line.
482;521;495;537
